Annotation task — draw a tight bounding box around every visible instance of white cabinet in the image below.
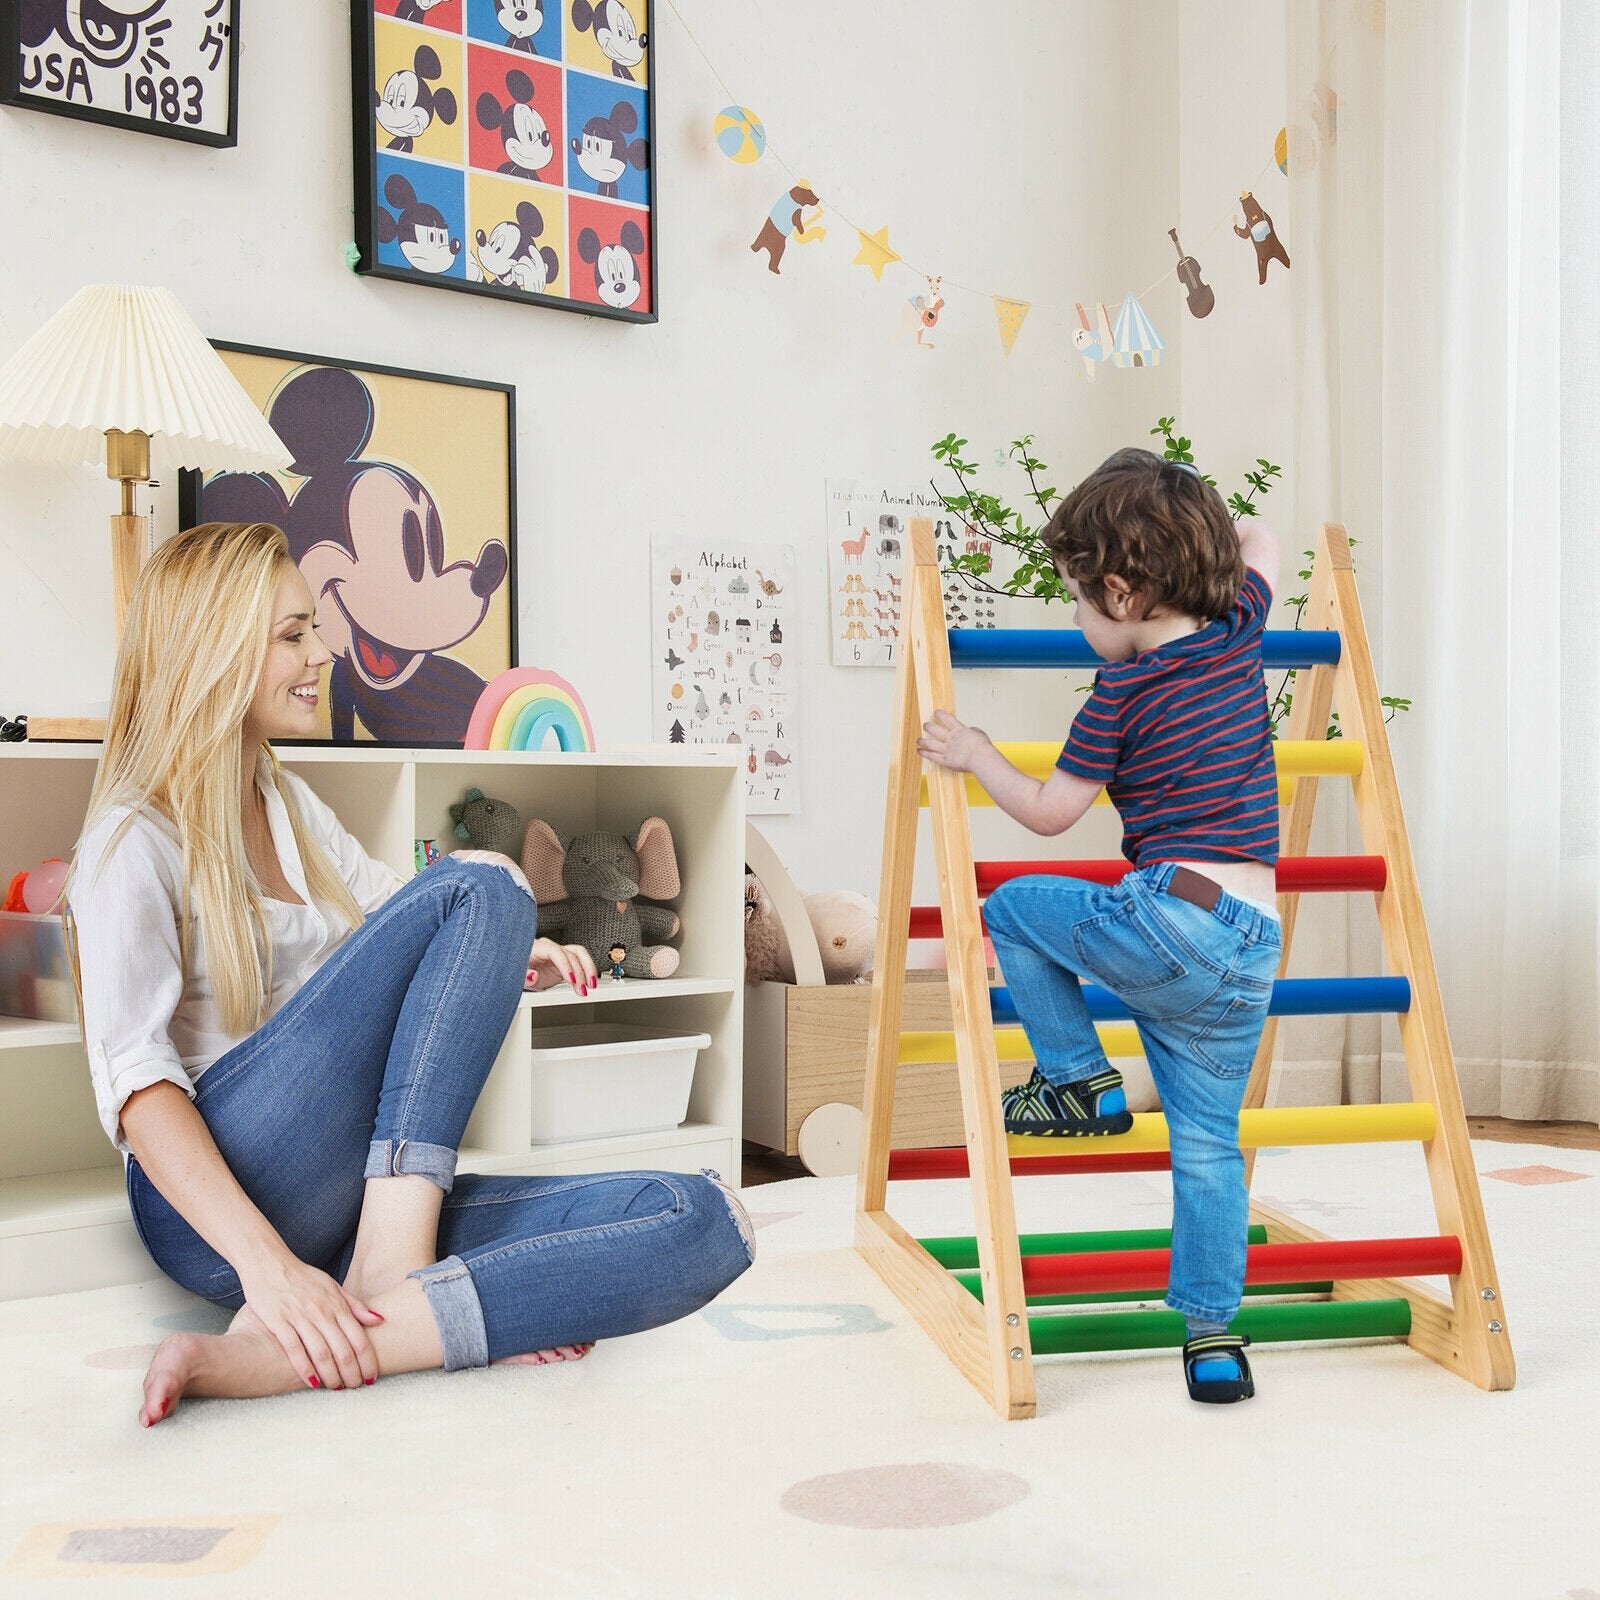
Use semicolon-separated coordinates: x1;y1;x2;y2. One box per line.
0;744;744;1300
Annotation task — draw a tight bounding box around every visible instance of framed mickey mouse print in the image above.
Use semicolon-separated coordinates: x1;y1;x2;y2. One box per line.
178;341;518;748
0;0;240;147
351;0;656;322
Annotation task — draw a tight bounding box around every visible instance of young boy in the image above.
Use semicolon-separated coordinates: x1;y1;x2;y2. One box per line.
916;448;1283;1403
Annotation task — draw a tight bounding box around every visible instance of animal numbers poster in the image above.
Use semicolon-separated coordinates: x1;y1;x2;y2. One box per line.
827;478;1003;666
651;538;798;814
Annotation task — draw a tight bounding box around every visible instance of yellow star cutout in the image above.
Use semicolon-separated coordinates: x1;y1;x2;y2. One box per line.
853;225;900;282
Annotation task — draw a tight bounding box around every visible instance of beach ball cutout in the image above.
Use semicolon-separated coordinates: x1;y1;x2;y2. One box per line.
714;105;766;164
1274;124;1318;177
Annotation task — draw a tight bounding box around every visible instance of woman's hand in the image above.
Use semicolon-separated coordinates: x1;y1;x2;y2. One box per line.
527;937;600;995
917;709;993;774
239;1253;384;1391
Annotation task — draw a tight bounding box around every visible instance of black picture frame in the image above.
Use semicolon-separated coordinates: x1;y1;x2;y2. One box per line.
0;1;240;148
178;341;519;750
351;0;658;323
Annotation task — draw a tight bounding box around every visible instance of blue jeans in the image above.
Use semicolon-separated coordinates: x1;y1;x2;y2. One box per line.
126;858;754;1367
983;863;1282;1325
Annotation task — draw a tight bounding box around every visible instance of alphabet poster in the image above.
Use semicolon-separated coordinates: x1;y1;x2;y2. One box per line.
651;539;798;815
826;478;1003;666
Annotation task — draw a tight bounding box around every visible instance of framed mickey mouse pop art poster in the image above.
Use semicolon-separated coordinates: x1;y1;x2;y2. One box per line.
351;0;656;322
178;342;518;748
0;0;240;146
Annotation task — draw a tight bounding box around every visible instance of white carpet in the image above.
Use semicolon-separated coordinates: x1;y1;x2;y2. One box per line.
0;1139;1594;1600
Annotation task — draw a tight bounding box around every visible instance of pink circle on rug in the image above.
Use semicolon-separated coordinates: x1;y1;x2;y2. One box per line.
781;1463;1030;1528
84;1344;159;1371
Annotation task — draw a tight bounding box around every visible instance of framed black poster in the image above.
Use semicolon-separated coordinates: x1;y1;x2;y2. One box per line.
0;1;240;147
351;0;657;322
179;342;518;749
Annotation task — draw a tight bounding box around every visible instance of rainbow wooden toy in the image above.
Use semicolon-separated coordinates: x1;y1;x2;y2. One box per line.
462;668;596;753
856;518;1514;1419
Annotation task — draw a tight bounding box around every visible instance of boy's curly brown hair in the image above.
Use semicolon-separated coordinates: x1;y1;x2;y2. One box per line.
1042;447;1243;621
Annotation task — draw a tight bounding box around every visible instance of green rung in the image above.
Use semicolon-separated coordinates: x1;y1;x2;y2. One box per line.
919;1224;1270;1271
1027;1297;1413;1355
951;1272;1333;1308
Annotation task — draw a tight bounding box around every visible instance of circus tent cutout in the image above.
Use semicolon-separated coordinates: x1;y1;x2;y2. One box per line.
1110;290;1166;368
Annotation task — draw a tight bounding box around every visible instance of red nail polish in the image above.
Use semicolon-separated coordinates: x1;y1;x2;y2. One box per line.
309;1375;321;1389
159;1398;169;1417
365;1377;375;1386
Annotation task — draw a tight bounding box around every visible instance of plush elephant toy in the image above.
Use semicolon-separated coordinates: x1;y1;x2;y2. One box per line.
521;816;682;978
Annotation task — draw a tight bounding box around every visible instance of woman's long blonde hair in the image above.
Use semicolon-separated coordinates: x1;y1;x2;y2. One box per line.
74;521;363;1035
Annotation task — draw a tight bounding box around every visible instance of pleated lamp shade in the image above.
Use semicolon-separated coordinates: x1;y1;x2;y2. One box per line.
0;284;291;475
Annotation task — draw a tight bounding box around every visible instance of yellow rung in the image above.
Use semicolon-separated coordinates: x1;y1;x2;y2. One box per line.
1006;1102;1437;1154
900;1024;1142;1064
920;739;1363;807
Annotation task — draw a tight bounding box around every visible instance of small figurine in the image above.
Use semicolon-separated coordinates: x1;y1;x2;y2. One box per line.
608;943;628;981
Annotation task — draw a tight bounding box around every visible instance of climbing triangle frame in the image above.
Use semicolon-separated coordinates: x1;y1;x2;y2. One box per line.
855;518;1515;1419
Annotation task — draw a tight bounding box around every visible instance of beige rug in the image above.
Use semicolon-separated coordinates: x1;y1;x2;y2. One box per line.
0;1138;1594;1600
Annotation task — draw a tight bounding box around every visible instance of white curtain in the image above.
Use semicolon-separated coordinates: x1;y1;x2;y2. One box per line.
1282;0;1596;1122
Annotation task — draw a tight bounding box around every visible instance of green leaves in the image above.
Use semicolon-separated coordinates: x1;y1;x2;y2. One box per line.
931;419;1415;742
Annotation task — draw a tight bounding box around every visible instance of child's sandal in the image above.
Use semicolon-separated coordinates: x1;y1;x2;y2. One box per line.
1182;1332;1255;1403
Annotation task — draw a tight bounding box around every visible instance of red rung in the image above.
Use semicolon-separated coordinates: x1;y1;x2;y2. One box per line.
909;856;1388;938
888;1147;1174;1180
1019;1235;1462;1296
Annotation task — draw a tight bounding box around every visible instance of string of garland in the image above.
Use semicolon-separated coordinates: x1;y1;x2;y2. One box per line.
664;0;1338;363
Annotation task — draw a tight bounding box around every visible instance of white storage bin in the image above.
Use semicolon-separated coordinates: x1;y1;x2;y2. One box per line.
527;1024;710;1144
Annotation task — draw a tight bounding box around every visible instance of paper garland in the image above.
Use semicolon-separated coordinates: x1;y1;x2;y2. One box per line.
669;0;1321;366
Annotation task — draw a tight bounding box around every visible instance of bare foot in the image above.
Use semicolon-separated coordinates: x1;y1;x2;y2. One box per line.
493;1342;595;1367
139;1305;302;1428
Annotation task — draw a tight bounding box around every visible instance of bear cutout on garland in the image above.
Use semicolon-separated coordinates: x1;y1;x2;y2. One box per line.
1233;190;1291;283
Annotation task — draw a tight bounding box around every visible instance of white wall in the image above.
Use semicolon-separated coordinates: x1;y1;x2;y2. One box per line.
1176;1;1292;517
0;0;1181;904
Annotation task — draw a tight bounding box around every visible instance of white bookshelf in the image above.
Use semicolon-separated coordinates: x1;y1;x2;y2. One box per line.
0;744;744;1300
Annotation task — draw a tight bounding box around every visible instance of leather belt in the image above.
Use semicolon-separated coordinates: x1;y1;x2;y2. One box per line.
1163;865;1223;914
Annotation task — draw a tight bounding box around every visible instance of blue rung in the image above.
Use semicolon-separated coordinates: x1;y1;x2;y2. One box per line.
989;976;1411;1027
949;628;1341;670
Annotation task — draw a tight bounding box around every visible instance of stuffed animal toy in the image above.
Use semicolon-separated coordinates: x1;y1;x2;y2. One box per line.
448;787;523;856
743;871;794;985
743;875;876;985
522;816;682;978
804;890;877;984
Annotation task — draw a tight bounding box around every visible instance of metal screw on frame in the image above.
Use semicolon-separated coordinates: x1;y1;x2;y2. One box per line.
1006;1314;1020;1327
1488;1320;1504;1334
1009;1348;1023;1361
1481;1287;1497;1301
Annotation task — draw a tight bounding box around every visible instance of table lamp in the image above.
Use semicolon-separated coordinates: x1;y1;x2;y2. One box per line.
0;284;292;643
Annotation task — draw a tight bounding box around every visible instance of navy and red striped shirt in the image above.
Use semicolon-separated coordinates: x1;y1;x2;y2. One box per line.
1057;567;1279;866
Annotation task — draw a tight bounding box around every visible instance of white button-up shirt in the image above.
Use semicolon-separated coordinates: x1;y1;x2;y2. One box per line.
71;760;403;1155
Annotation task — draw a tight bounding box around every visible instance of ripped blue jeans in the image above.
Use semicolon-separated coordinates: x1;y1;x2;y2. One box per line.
126;858;754;1366
983;862;1282;1325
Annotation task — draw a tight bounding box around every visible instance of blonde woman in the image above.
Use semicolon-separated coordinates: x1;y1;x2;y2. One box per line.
70;522;754;1427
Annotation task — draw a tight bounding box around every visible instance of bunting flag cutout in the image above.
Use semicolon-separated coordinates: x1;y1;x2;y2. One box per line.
993;297;1030;357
